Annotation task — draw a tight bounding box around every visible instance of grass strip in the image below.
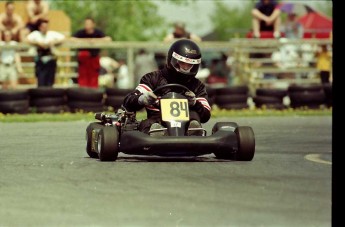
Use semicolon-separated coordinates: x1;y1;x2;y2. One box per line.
0;107;332;123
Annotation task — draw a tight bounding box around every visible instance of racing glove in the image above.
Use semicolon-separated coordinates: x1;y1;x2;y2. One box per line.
185;91;196;106
138;92;158;106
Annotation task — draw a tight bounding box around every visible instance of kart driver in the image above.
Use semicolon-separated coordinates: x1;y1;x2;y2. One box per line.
123;39;211;136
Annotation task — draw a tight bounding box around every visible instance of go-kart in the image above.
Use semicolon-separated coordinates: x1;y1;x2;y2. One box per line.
85;84;255;162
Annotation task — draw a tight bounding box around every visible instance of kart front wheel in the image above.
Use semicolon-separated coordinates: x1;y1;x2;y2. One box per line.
97;127;119;162
86;122;104;158
212;122;238;160
235;126;255;161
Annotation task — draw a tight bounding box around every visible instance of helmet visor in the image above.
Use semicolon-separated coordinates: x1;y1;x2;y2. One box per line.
171;51;201;75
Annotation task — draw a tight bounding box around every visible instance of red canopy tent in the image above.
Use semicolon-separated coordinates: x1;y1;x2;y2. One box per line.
298;12;332;39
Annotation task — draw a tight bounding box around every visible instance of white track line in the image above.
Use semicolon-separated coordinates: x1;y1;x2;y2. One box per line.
305;154;332;165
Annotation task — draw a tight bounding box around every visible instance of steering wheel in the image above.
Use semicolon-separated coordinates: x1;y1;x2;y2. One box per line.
153;84;191;96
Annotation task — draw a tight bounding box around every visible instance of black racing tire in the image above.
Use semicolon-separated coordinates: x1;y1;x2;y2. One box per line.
212;122;238;160
30;97;66;107
255;103;287;110
288;84;323;93
256;88;288;98
253;96;283;105
35;105;69;113
105;88;132;96
323;84;332;107
289;91;326;106
28;87;66;98
86;122;104;159
68;101;105;113
0;90;29;101
217;103;249;110
97;126;119;162
216;86;249;95
66;87;104;102
0;100;29;114
207;96;215;106
205;86;216;98
69;106;105;113
235;126;255;161
105;96;125;109
215;95;248;105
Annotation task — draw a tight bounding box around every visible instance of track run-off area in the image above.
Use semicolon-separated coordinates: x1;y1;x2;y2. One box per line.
0;116;331;227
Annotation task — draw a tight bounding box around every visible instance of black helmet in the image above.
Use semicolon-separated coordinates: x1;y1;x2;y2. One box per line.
166;39;202;84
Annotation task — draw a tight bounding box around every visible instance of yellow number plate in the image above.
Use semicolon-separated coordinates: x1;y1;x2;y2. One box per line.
160;99;190;121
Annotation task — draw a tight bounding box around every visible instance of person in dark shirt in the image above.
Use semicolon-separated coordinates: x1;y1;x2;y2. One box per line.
163;21;201;43
251;0;281;38
70;17;111;88
123;39;211;136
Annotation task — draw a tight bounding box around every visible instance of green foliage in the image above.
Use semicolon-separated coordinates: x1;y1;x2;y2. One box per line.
210;1;255;40
50;0;167;41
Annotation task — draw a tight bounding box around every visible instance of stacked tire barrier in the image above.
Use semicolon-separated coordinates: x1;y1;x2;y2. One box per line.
323;83;332;107
67;87;105;113
288;84;326;109
29;87;67;113
0;84;332;114
205;86;216;107
0;90;29;114
214;85;249;110
104;88;132;111
253;88;288;110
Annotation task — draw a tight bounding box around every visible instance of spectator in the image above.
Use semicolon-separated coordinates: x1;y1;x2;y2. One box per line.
0;30;24;90
316;44;332;84
70;17;112;88
20;0;50;41
26;19;65;87
195;60;210;83
99;51;119;88
116;59;131;89
134;49;158;85
163;21;202;43
0;1;24;42
251;0;281;38
281;13;303;39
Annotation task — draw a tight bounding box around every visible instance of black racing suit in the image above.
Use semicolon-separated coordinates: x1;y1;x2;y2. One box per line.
123;66;211;133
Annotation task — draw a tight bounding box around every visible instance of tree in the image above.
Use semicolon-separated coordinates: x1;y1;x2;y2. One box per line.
209;1;254;40
50;0;168;41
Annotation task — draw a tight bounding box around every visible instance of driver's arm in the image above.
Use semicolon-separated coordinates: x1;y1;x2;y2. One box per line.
123;73;154;112
190;83;211;123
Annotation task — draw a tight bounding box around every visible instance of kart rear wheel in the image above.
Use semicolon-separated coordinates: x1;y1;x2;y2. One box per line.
212;122;238;160
235;126;255;161
86;122;104;158
97;127;119;162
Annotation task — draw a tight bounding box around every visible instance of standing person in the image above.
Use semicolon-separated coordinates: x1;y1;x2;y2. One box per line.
99;51;119;88
123;39;211;136
0;1;24;42
282;13;303;39
70;17;112;88
251;0;281;39
163;21;202;43
0;30;24;90
134;49;158;85
20;0;50;41
316;44;332;84
26;19;65;87
116;59;131;89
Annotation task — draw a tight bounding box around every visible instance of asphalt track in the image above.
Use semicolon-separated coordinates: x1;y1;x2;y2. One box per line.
0;116;332;227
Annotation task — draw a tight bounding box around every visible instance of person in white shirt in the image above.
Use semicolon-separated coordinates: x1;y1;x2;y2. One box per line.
26;19;64;87
0;30;24;90
134;49;157;85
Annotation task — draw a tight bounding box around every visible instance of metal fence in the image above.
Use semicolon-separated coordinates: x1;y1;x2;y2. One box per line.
0;38;332;90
